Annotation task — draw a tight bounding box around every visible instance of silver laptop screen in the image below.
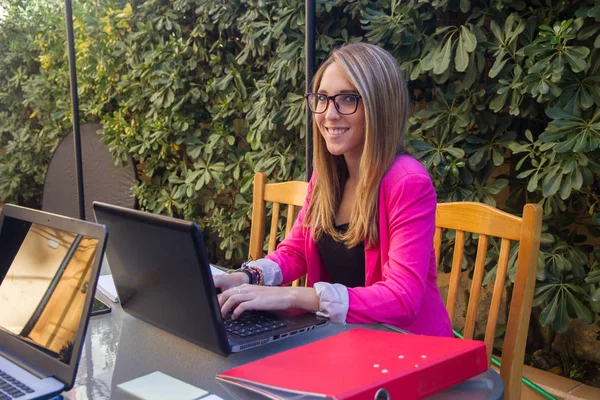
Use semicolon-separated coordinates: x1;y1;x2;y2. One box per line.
0;215;99;365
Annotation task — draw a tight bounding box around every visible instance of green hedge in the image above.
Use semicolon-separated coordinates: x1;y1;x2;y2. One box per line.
1;0;600;345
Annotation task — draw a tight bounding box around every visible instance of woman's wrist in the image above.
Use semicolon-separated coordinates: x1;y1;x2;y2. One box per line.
230;271;250;285
289;287;319;313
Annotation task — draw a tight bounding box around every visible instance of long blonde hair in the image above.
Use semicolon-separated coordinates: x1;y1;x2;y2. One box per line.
305;42;410;247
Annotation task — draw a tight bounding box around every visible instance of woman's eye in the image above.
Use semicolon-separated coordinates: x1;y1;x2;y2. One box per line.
317;95;328;102
341;95;356;103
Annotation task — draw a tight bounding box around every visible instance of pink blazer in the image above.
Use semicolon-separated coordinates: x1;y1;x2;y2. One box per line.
266;156;453;337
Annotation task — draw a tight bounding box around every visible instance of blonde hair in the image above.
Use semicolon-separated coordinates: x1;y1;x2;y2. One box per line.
305;42;410;247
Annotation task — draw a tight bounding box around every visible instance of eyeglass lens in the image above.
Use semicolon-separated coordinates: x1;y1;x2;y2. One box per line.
307;94;359;115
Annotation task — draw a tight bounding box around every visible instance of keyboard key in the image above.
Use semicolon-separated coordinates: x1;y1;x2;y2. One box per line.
224;311;287;338
0;372;33;399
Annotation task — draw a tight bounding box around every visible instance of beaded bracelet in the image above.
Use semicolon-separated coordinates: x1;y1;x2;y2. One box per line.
240;261;264;285
245;265;264;286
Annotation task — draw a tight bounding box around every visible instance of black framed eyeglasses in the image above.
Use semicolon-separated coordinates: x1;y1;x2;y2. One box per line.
305;93;362;115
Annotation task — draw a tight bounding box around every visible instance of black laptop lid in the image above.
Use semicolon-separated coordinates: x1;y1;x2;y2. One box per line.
0;204;108;389
92;202;231;356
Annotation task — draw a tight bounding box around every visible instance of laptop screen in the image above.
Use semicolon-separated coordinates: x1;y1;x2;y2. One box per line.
0;214;100;365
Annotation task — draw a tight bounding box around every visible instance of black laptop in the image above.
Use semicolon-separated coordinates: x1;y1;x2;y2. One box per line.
92;201;328;356
0;204;108;400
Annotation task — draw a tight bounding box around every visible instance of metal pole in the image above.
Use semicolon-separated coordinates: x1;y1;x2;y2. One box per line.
305;0;315;180
65;0;85;220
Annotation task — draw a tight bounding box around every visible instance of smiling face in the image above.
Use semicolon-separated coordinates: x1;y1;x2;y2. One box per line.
314;62;366;164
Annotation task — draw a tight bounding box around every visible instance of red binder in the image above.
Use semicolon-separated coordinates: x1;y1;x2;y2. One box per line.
217;328;488;399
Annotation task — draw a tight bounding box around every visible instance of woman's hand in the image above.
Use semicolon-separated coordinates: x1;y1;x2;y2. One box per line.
218;284;319;320
213;272;249;292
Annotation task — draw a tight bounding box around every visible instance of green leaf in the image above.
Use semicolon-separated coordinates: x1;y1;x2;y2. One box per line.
455;35;469;72
489;90;508;112
546;108;579;120
554;292;569;332
539;292;559;327
433;37;453;75
527;171;540;192
543;170;563;198
533;285;556;307
564;47;590;72
446;147;465;159
460;0;470;13
490;20;503;41
489;57;508;78
592;286;600;302
460;26;477;52
554;134;582;153
578;24;600;40
565;291;594;324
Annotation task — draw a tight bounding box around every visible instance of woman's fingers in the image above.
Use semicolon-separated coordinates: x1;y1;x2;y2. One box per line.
230;299;257;320
213;273;246;292
220;285;254;317
219;285;295;320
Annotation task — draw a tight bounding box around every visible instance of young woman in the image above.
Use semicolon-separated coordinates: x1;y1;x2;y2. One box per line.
213;42;452;337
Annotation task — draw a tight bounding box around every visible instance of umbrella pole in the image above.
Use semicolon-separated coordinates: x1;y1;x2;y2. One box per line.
64;0;85;220
305;0;315;180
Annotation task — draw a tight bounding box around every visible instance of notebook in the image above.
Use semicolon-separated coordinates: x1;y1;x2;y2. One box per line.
92;201;328;356
0;204;108;400
217;328;489;400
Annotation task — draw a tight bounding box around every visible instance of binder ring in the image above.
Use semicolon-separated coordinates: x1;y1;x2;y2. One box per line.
374;388;390;400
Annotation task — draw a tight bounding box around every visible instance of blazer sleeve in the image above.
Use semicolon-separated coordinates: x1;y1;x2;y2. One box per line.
346;172;437;326
264;176;315;285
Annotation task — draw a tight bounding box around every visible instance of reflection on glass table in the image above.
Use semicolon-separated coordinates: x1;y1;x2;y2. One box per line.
63;301;503;400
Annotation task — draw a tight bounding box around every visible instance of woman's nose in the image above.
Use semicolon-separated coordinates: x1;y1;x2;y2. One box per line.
324;100;341;120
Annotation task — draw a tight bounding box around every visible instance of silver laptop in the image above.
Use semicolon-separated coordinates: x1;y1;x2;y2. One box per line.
92;201;328;356
0;204;108;400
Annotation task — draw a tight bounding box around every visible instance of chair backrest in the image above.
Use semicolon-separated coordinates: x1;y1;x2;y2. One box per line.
435;202;542;400
248;172;308;287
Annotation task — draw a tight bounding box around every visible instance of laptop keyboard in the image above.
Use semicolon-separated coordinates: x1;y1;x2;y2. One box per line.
0;370;34;399
224;311;287;338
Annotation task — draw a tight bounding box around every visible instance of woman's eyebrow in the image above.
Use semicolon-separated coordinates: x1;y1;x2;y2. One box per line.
316;89;359;94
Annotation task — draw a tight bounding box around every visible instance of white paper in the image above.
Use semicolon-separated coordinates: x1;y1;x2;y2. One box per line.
97;274;119;303
210;264;225;275
202;395;224;400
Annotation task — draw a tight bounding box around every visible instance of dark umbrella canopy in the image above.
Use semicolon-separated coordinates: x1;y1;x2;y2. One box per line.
63;0;317;217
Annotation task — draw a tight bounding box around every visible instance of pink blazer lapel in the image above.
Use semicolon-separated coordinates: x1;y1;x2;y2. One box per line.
365;189;387;286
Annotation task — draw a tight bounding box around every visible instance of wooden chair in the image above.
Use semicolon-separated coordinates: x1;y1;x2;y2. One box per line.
434;202;542;400
248;172;308;287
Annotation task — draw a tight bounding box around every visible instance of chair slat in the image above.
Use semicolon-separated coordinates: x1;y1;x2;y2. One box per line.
434;227;442;265
248;173;267;260
285;204;295;236
268;202;280;254
484;238;511;362
500;204;542;400
446;230;465;324
464;234;488;339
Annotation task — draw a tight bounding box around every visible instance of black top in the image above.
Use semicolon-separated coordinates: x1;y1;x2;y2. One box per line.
316;223;365;288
